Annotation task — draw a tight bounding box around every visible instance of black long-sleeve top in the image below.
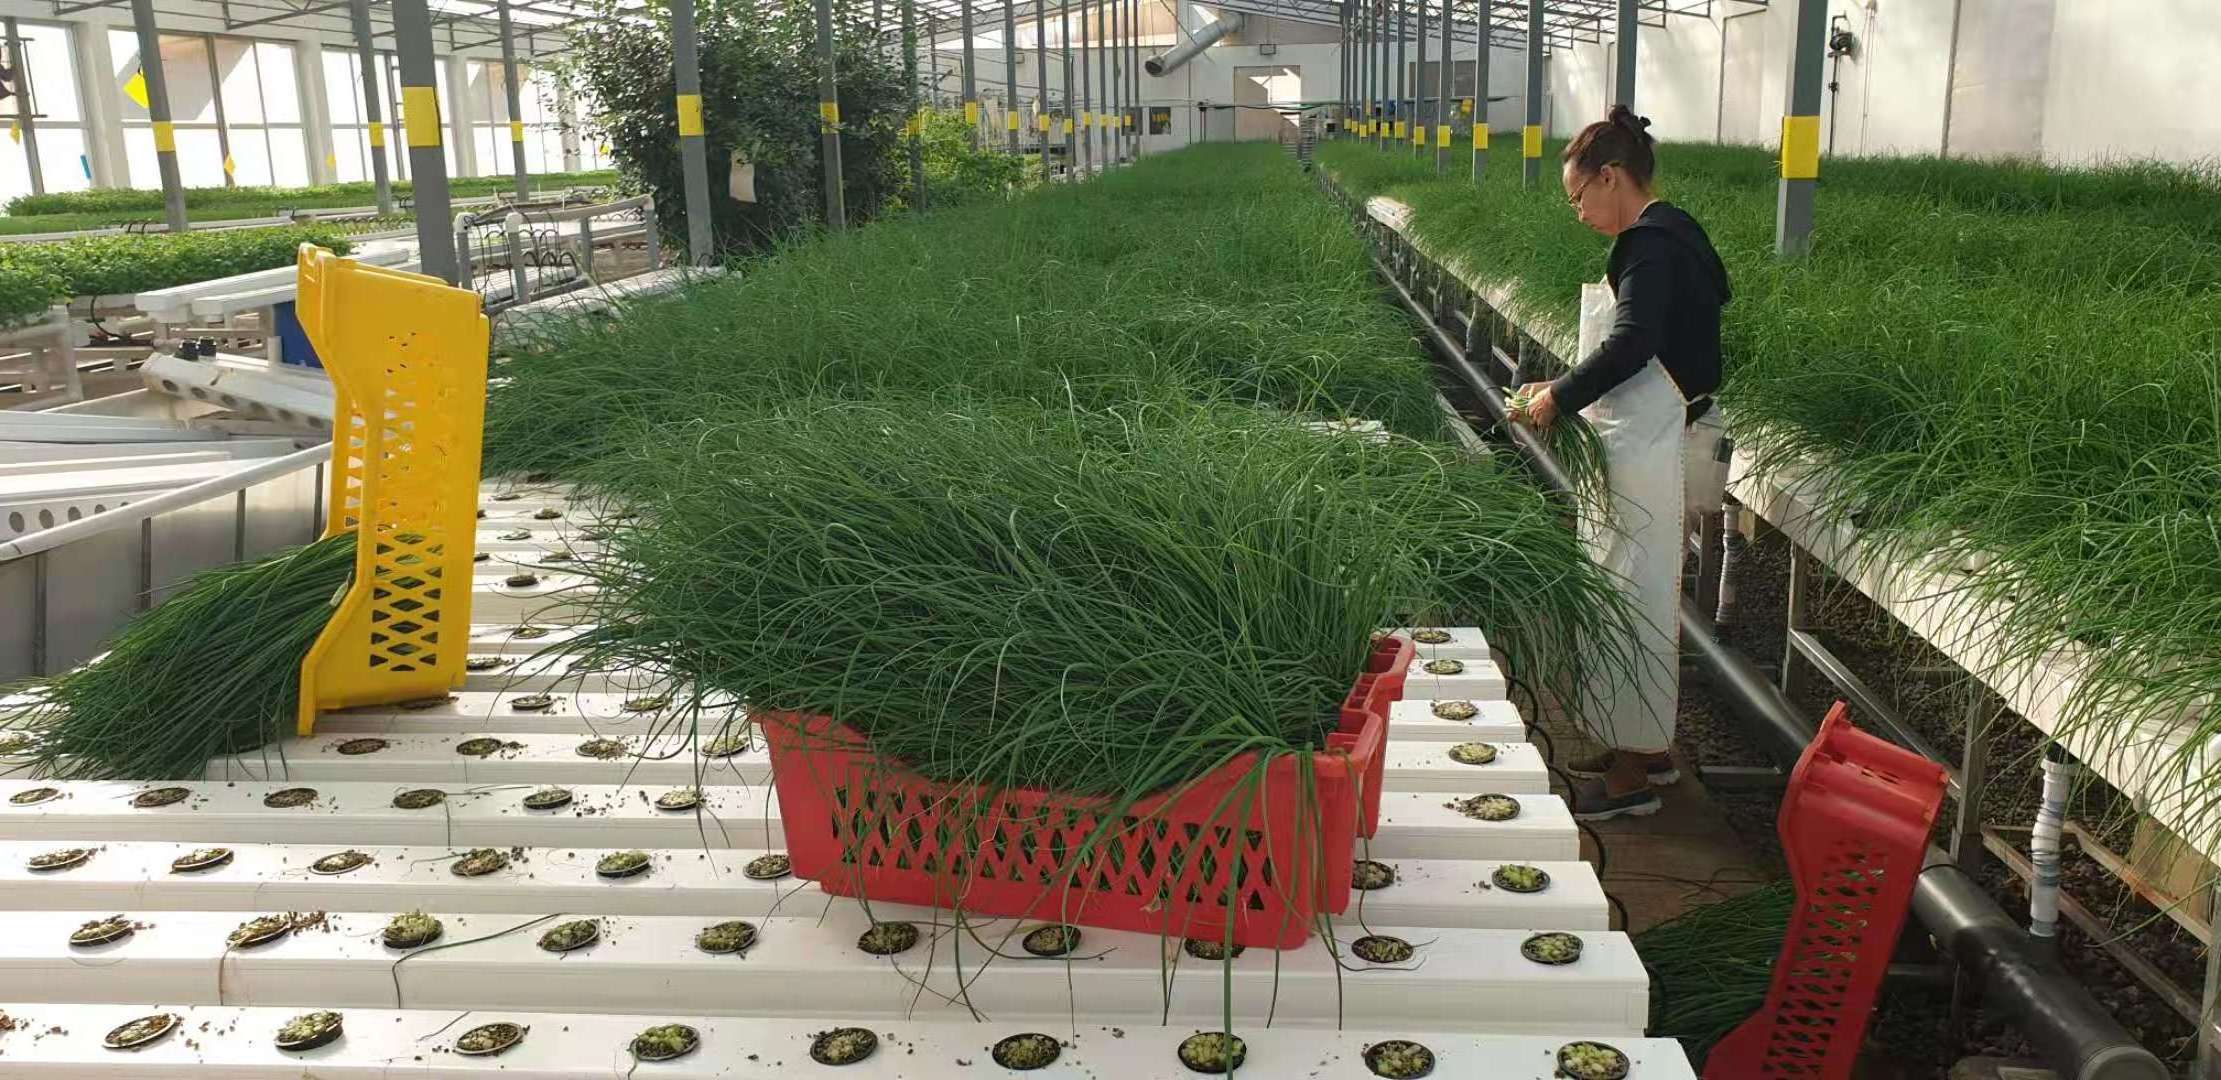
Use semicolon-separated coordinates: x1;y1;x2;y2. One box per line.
1551;201;1732;421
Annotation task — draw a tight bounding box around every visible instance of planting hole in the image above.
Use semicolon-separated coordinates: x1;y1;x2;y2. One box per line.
1492;865;1551;893
703;731;751;758
523;786;574;811
465;656;509;672
275;1010;342;1052
70;915;134;947
1177;1032;1247;1074
695;920;758;954
533;508;562;520
1557;1041;1630;1080
504;572;540;588
335;738;388;756
654;786;702;811
1410;629;1452;644
1021;924;1081;957
992;1033;1063;1070
1430;700;1478;721
539;919;600;953
454;1021;526;1057
1364;1039;1438;1078
29;848;92;872
456;738;517;757
498;529;532;541
452;848;510;877
509;693;556;712
473;552;490;563
1351;935;1414;964
1523;932;1584;965
491;492;521;502
103;1012;179;1051
1447;742;1498;766
398;696;454;711
0;733;32;755
622;695;669;713
630;1024;697;1062
858;921;919;956
743;853;791;880
392;788;446;810
1351;860;1396;890
1451;794;1520;822
512;625;551;640
809;1027;878;1066
171;847;233;873
595;850;653;879
382;911;443;949
1422;658;1465;675
310;850;373;875
575;737;629;759
1183;938;1245;961
229;914;295;949
10;787;61;805
263;787;318;808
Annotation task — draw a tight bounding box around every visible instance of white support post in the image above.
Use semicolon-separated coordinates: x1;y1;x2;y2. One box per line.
69;20;128;188
444;54;480;179
293;34;337;185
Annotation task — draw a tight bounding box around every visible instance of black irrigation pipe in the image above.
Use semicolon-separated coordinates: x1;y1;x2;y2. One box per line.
1356;196;2169;1080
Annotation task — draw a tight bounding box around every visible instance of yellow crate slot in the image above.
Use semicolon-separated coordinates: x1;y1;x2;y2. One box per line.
295;245;490;736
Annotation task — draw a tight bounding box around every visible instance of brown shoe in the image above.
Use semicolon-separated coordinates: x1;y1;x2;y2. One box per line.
1564;750;1680;787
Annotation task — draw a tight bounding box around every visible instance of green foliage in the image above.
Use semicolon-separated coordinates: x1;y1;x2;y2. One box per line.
2;534;358;780
2;170;620;219
552;0;909;254
1321;135;2221;823
1636;880;1793;1063
563;398;1629;799
485;143;1443;481
910;106;1037;207
0;226;354;317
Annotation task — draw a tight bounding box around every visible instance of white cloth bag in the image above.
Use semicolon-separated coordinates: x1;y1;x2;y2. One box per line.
1573;281;1684;753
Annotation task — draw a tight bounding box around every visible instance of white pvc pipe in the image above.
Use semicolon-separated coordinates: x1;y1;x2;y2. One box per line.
2029;747;2075;941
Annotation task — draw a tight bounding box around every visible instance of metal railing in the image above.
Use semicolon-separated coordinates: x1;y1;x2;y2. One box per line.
456;195;659;313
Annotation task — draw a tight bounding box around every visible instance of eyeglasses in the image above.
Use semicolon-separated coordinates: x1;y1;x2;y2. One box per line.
1566;164;1615;208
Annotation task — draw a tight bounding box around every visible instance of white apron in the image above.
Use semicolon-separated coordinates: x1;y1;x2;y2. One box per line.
1575;281;1691;754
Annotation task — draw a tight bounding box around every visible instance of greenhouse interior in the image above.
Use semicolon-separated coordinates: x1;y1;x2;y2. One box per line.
0;0;2216;1075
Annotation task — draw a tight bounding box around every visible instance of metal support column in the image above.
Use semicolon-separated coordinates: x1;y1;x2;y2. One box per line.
1338;0;1350;132
1076;0;1091;171
904;0;924;204
1034;0;1049;170
1613;0;1635;108
1371;0;1384;146
1413;0;1426;156
1431;0;1448;170
496;0;530;201
392;0;455;279
814;0;845;229
928;16;940;107
960;0;979;146
127;0;187;231
1095;0;1108;163
5;20;44;196
1060;0;1075;170
1521;0;1542;188
1471;0;1489;180
1775;0;1824;255
1393;0;1406;145
1108;0;1121;161
671;0;715;262
1779;545;1815;702
1002;0;1019;152
348;0;394;213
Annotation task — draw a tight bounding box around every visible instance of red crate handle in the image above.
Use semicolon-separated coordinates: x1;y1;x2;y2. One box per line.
1702;702;1948;1080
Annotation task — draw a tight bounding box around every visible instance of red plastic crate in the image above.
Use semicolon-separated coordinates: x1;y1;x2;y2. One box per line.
1703;702;1948;1079
763;637;1412;949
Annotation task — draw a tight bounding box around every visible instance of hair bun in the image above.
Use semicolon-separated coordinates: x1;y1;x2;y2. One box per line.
1605;104;1652;132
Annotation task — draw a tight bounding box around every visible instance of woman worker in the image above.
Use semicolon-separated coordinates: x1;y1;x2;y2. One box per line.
1511;105;1732;821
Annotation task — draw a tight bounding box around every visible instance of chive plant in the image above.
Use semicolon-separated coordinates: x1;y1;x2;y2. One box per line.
559;398;1636;798
1320;137;2221;835
2;534;357;779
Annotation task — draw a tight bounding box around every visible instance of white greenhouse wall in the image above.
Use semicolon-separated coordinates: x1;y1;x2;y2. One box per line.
1545;0;2221;167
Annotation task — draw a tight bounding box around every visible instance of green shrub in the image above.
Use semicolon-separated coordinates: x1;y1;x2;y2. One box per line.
910;106;1037;207
0;225;353;320
3;170;620;218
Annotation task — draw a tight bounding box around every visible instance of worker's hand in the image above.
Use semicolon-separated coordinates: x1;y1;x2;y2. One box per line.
1510;382;1559;429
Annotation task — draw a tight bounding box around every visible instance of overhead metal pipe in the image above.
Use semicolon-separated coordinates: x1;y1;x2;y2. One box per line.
347;0;395;213
1143;11;1240;76
1365;230;2169;1080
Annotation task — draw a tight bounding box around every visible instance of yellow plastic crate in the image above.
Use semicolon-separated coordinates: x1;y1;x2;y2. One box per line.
295;245;489;735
